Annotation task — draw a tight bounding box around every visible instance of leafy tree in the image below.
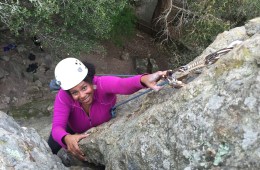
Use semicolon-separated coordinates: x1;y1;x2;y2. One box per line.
154;0;260;50
183;0;260;49
0;0;134;55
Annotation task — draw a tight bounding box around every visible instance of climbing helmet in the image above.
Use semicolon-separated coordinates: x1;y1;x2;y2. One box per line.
54;57;88;90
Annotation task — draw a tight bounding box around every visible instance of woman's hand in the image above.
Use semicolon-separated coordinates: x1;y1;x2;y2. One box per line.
64;133;89;161
140;71;168;91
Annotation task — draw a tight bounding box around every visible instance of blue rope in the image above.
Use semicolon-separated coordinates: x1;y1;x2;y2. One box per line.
110;80;169;118
49;74;169;118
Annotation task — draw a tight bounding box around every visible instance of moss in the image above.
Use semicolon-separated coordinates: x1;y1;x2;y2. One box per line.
215;59;244;77
213;143;230;166
215;47;252;77
6;148;23;161
0;140;6;145
8;99;53;119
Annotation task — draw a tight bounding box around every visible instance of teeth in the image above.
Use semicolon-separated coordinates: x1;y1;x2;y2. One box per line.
82;96;89;102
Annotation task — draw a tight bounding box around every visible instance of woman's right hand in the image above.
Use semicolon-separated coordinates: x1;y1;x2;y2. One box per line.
64;133;89;160
140;71;168;91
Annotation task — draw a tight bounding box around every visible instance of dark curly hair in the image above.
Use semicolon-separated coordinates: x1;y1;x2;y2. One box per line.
82;61;96;84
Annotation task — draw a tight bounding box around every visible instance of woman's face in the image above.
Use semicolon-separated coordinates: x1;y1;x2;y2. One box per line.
69;80;94;105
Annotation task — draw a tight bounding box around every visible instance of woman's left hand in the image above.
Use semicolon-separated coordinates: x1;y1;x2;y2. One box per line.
140;71;168;91
64;133;89;161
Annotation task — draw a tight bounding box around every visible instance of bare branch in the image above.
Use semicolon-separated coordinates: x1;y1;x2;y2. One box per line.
154;0;196;44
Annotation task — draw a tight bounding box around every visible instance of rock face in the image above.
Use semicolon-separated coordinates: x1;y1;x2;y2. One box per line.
134;0;158;24
0;111;67;170
1;17;259;170
78;18;260;169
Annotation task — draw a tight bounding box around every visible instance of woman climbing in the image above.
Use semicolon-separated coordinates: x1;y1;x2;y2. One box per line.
48;57;168;161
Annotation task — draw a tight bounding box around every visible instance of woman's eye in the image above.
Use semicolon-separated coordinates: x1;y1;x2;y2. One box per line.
71;91;78;96
82;86;87;91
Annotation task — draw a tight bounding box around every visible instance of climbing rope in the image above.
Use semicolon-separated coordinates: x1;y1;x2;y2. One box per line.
110;40;243;117
110;80;169;118
49;40;243;118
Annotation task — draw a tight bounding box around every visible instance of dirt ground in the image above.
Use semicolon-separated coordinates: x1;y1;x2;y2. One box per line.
0;29;172;111
0;29;174;153
79;30;170;75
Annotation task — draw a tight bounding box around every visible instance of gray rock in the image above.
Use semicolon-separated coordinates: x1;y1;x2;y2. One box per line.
0;68;8;79
135;0;158;23
120;52;130;61
77;19;260;170
135;57;158;73
0;111;68;170
35;80;43;87
135;57;147;73
8;17;260;170
245;17;260;36
16;45;27;53
0;55;10;61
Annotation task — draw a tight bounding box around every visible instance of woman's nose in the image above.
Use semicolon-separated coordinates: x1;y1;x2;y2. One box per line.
79;91;86;99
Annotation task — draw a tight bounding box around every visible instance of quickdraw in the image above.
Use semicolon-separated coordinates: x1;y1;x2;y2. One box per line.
111;40;243;117
48;40;243;117
164;40;243;87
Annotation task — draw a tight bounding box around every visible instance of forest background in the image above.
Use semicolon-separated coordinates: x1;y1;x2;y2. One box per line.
1;0;259;67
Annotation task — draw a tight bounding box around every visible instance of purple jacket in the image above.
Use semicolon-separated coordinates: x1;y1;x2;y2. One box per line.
52;75;144;147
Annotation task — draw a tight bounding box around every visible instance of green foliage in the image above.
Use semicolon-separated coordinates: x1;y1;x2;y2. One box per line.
110;6;136;46
0;0;135;56
0;1;59;34
59;0;126;39
181;0;260;49
183;13;230;48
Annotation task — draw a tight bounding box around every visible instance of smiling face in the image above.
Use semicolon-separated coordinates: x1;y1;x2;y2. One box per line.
69;80;94;105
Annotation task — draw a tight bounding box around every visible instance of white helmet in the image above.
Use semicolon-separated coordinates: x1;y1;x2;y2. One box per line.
54;58;88;90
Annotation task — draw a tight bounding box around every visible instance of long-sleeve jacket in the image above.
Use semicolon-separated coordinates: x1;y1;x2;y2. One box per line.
51;75;144;147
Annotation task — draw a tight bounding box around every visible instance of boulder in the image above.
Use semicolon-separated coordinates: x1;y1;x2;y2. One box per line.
0;111;67;169
78;18;260;169
4;17;260;170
